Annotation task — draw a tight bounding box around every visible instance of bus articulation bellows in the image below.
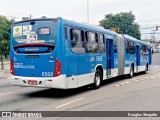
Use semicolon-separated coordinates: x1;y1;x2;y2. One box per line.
10;17;152;89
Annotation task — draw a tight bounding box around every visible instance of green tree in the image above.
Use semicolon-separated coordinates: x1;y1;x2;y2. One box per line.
0;16;14;70
99;11;141;39
22;17;29;20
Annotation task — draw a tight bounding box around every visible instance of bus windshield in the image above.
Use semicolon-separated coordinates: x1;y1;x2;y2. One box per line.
11;20;57;47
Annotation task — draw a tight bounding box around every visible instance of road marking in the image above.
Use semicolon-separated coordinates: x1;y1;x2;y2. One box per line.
114;78;142;87
120;83;126;86
56;97;84;109
133;79;139;82
126;81;131;83
0;92;14;96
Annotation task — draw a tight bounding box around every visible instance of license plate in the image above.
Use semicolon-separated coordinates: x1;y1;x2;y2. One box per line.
28;80;37;85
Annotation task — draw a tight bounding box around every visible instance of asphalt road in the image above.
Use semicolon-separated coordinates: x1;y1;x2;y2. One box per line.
152;53;160;65
0;53;160;119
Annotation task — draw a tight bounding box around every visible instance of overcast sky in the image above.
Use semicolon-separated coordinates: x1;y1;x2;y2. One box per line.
0;0;160;39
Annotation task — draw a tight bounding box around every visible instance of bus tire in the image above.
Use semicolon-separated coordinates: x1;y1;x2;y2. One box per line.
129;65;134;78
93;69;102;89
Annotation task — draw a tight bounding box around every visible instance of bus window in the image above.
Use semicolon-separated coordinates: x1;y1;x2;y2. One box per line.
70;29;85;54
141;45;148;55
126;40;135;54
99;34;105;53
85;32;98;54
64;27;68;39
126;40;129;53
114;37;117;53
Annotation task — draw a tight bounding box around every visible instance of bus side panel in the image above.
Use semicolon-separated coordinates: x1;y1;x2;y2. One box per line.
77;54;94;87
64;26;78;89
138;45;149;72
139;55;148;71
68;59;78;88
54;19;68;89
63;25;96;88
136;45;140;72
124;39;132;75
113;53;118;77
123;39;136;74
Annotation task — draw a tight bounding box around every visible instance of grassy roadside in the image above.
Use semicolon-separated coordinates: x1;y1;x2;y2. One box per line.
3;57;10;62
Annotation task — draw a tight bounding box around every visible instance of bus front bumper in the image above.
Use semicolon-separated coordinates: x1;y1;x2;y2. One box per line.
10;75;67;89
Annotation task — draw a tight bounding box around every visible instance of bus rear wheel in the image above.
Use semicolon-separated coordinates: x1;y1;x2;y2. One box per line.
92;69;102;89
129;65;134;78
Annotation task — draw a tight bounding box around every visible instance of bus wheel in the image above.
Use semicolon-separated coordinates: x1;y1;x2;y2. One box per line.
129;65;134;78
93;70;102;89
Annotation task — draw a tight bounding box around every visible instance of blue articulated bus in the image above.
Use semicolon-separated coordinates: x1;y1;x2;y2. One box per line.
10;17;152;89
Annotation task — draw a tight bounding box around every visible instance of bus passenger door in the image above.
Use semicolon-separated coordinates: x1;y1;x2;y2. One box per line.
148;47;152;67
136;45;140;71
106;39;114;77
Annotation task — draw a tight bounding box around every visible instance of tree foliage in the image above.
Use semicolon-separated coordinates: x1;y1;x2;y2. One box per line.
22;17;30;20
99;11;141;39
0;16;15;69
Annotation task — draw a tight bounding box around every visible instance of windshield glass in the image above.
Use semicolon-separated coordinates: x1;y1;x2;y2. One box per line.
11;20;57;46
